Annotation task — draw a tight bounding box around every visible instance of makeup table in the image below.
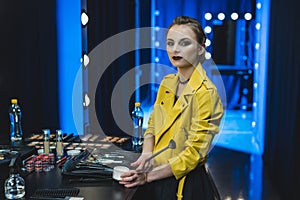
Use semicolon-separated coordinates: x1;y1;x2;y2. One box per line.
0;135;140;200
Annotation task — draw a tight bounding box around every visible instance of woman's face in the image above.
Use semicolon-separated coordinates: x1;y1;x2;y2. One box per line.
166;24;204;68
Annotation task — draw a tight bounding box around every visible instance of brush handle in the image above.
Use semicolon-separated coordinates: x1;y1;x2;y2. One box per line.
144;146;169;163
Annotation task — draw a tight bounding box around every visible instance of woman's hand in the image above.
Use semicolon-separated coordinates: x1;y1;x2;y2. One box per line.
119;170;147;188
131;152;153;172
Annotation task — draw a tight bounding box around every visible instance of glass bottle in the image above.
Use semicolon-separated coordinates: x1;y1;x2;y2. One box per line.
4;155;25;199
56;129;64;158
43;129;50;154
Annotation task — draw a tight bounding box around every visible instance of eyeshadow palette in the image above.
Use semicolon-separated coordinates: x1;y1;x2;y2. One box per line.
26;133;131;153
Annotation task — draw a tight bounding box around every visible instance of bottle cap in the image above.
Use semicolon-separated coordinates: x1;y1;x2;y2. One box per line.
56;129;63;135
135;102;141;107
11;99;18;104
42;129;50;135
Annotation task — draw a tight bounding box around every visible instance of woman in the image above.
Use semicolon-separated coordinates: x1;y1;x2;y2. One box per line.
120;16;224;200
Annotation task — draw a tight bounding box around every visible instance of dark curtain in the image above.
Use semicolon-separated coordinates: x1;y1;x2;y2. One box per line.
87;0;151;136
0;0;59;143
264;0;300;199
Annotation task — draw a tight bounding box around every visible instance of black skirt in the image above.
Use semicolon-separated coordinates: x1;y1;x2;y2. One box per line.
132;164;220;200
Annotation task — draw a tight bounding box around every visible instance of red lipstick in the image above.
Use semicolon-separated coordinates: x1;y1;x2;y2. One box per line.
172;56;182;60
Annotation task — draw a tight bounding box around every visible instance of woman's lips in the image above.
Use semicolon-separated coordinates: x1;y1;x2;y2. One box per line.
172;56;182;60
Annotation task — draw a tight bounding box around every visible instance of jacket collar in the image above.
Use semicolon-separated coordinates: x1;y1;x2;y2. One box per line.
154;63;208;145
163;62;207;97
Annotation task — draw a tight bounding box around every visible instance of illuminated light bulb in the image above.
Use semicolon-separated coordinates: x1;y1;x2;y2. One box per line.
252;121;256;128
231;12;239;20
83;54;89;67
242;114;246;119
205;39;211;47
244;13;252;20
217;13;225;20
256;2;262;9
255;43;260;50
81;12;89;26
205;52;211;59
83;93;90;107
256;23;261;30
204;26;212;34
204;13;212;20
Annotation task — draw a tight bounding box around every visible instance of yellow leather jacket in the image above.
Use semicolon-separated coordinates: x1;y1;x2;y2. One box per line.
144;63;224;180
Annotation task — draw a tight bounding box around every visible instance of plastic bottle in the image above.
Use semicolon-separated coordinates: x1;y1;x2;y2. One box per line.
131;102;144;146
4;154;25;199
43;129;50;155
9;99;23;143
56;129;64;158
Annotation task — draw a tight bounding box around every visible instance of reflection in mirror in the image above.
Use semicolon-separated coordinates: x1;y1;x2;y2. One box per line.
192;16;258;154
198;0;268;157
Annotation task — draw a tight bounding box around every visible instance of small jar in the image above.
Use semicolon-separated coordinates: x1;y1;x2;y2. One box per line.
35;160;42;172
25;160;35;172
42;155;51;172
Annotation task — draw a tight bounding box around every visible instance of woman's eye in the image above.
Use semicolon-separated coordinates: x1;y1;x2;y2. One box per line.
167;41;174;46
180;41;191;46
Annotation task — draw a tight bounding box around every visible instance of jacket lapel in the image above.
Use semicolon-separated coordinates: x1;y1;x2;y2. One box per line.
154;63;207;145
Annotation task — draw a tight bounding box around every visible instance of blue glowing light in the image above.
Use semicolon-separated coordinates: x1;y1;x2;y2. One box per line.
57;0;82;134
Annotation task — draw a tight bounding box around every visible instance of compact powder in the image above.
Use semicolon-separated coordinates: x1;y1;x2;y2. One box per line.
113;166;130;181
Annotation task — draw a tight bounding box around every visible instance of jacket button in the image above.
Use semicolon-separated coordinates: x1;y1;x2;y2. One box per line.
161;101;164;105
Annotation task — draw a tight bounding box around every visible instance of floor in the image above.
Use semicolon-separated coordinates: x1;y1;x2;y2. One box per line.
207;145;281;200
213;109;259;154
205;109;281;200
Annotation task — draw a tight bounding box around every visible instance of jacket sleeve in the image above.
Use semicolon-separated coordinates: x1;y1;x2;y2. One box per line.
143;82;163;138
143;76;170;138
144;111;154;137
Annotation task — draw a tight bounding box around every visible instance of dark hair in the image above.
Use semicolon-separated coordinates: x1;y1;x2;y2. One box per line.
168;16;206;46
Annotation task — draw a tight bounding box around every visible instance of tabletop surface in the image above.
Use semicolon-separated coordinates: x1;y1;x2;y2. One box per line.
0;135;140;200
